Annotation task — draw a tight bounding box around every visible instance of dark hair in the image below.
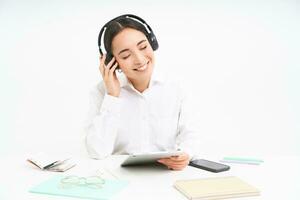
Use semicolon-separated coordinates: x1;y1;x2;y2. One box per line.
103;18;149;55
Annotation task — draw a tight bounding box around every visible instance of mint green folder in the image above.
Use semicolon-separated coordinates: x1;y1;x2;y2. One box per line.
29;175;129;200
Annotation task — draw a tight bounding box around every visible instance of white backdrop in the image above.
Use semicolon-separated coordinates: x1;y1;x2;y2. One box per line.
1;0;299;157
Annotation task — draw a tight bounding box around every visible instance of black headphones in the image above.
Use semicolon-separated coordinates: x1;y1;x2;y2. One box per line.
97;14;159;58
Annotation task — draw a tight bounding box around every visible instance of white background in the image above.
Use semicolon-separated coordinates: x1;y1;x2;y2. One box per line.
1;0;299;158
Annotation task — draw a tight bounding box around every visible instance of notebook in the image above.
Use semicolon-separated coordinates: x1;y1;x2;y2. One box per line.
27;152;76;172
29;175;129;200
174;176;260;200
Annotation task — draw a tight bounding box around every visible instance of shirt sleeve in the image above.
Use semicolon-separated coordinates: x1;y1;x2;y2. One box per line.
84;83;121;159
176;83;201;160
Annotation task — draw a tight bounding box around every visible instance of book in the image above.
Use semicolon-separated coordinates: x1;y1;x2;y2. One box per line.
29;175;129;200
174;176;260;200
27;152;76;172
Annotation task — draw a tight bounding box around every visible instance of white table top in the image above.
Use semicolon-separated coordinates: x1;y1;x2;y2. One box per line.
0;154;299;200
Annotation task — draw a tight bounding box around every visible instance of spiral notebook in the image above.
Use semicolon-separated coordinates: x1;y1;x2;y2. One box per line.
174;176;260;200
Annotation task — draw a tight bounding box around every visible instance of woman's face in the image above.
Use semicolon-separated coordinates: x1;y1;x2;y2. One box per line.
111;28;155;83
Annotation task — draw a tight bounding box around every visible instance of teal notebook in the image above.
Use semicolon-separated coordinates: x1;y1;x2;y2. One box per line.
29;175;129;200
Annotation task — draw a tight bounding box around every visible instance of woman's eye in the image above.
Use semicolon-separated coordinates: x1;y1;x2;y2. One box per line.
140;45;147;50
122;55;130;59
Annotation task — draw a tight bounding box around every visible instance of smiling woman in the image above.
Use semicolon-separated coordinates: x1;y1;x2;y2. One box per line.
111;28;154;91
85;14;200;170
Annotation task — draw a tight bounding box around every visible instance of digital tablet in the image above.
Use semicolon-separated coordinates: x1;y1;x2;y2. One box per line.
121;150;183;166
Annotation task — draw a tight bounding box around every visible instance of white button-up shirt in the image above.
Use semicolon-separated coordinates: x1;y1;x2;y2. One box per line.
85;69;200;159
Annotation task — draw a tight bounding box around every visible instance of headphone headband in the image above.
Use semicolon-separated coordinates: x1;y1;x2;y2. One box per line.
98;14;158;56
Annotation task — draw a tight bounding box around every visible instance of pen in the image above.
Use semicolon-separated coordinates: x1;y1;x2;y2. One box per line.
43;161;59;170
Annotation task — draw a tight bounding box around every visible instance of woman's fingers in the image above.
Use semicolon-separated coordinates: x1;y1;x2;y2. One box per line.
104;57;116;78
169;155;187;162
167;162;187;168
99;54;116;78
161;159;189;167
107;56;116;69
109;62;119;76
168;164;185;170
158;152;190;170
170;166;185;171
158;158;189;168
167;162;187;170
103;58;110;78
159;153;189;162
98;54;121;97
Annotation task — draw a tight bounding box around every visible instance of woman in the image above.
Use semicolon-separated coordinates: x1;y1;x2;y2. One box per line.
85;14;200;170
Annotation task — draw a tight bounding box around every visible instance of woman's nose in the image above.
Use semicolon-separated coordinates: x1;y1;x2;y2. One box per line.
133;52;146;65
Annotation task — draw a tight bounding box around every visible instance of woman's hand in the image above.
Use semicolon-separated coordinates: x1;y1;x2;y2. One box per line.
99;54;121;97
157;152;190;170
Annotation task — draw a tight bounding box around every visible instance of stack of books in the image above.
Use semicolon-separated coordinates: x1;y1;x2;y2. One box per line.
174;176;260;200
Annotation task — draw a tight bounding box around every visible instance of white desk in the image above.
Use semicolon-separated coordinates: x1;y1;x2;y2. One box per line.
0;154;299;200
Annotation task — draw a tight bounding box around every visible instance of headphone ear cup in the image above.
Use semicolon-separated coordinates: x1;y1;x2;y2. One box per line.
148;34;159;51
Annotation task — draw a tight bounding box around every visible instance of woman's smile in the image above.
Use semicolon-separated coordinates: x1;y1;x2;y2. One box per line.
133;61;150;72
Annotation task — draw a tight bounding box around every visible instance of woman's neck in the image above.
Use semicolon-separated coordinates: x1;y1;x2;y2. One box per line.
130;77;151;93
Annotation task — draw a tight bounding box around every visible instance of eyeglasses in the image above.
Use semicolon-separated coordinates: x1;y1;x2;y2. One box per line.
60;175;105;189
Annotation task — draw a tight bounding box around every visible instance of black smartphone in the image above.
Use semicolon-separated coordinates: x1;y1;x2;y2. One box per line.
105;53;119;70
189;159;230;173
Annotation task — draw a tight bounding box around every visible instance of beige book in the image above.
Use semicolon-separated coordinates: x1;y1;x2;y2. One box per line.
174;176;260;200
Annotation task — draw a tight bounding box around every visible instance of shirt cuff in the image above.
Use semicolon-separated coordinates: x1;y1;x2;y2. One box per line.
99;94;121;115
